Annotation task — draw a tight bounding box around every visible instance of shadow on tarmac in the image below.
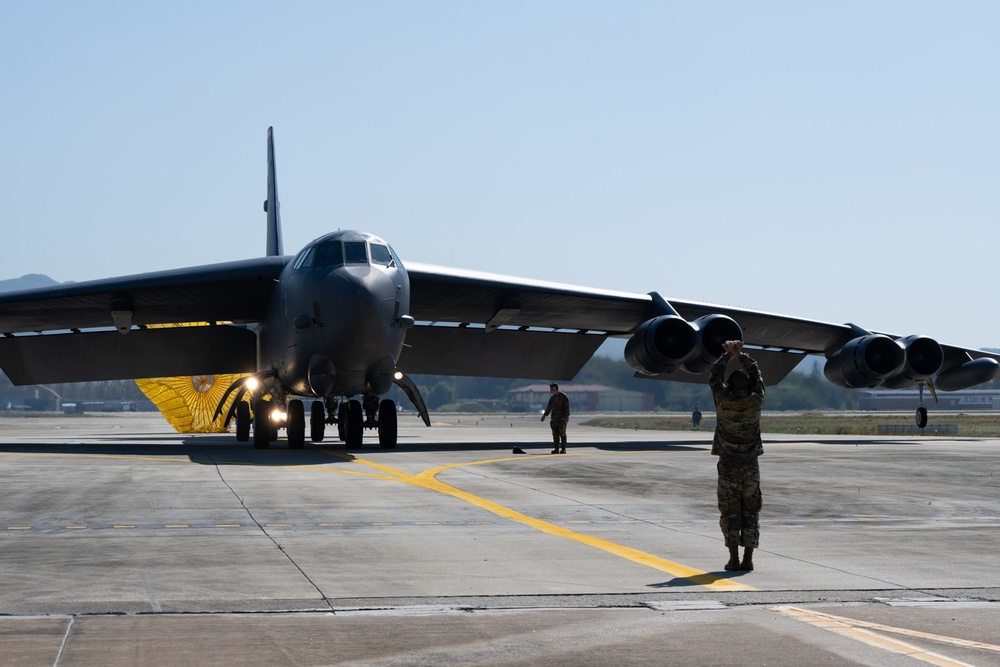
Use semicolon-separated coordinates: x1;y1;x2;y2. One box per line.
0;437;708;467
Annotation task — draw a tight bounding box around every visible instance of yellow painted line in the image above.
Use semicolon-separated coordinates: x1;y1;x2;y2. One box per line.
774;606;989;666
214;524;240;528
780;606;1000;654
113;525;136;529
265;523;293;527
164;524;188;529
315;451;753;592
6;526;31;531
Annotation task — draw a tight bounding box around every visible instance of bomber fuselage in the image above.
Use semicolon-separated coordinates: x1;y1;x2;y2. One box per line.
259;231;410;399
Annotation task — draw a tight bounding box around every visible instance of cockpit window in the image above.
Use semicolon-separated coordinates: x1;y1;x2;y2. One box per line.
292;247;315;270
344;241;368;264
370;244;394;267
314;241;344;268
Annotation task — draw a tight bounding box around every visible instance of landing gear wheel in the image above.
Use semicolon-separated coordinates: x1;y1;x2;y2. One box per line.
337;402;348;442
235;401;250;442
287;399;305;449
915;406;928;429
310;401;325;442
253;399;272;450
347;399;363;448
378;400;397;449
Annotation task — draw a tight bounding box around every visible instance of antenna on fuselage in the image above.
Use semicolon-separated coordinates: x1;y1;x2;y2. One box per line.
263;126;283;257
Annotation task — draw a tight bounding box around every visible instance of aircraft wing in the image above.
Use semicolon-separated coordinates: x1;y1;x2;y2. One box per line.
401;262;1000;385
0;257;287;383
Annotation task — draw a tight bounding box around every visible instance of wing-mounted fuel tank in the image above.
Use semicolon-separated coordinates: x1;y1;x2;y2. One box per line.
625;293;743;375
936;354;1000;391
824;325;945;389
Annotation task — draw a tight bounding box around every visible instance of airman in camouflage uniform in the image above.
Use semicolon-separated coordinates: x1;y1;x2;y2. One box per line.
541;383;570;454
710;340;764;572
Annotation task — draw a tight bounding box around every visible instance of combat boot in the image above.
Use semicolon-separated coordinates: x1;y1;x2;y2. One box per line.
724;545;740;571
740;547;754;571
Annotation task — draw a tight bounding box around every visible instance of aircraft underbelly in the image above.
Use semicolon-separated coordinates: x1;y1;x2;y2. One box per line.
265;266;407;397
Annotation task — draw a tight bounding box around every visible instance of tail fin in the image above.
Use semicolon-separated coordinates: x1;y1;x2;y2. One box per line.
264;126;283;256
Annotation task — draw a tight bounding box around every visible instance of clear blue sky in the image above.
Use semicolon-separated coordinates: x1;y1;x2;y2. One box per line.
3;2;998;349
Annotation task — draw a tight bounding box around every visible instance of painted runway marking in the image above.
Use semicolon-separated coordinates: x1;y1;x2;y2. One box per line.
774;606;1000;666
315;449;754;592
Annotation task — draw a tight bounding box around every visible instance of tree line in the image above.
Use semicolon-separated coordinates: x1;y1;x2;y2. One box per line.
4;353;999;413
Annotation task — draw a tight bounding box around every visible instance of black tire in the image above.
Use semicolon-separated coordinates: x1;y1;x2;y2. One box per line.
253;399;272;450
378;400;398;449
310;401;325;442
337;402;348;442
347;399;363;448
915;406;928;429
235;401;250;442
287;399;305;449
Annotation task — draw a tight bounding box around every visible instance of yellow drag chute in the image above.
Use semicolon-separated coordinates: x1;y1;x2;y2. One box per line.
134;323;251;433
137;373;250;433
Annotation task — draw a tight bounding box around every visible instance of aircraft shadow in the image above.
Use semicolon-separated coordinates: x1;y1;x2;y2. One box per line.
0;438;354;466
0;434;709;466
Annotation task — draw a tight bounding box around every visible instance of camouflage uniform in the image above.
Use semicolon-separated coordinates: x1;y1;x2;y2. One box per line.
543;391;571;448
710;353;764;549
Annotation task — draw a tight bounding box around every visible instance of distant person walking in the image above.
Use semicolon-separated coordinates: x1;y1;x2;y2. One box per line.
692;406;702;427
709;340;764;572
541;383;570;454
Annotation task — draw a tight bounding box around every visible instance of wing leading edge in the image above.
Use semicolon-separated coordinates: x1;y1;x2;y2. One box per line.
403;262;1000;388
0;257;287;384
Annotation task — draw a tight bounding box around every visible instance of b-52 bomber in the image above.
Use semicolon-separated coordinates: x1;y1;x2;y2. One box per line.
1;128;998;448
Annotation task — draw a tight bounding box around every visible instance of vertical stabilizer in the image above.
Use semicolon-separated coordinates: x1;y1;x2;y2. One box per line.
264;126;283;257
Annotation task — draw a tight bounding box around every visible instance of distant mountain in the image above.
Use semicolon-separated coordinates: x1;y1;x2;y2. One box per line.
0;274;60;293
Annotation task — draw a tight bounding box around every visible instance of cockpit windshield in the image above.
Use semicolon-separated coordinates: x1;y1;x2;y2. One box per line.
292;236;398;271
344;241;367;264
370;244;394;267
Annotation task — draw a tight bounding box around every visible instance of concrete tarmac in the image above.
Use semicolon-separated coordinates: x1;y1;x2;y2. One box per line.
1;412;998;666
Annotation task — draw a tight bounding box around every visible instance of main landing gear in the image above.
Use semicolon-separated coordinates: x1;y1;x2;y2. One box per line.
235;395;399;449
219;373;430;450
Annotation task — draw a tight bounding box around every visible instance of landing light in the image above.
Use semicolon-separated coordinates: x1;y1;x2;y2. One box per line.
271;408;287;422
394;371;403;380
245;377;260;391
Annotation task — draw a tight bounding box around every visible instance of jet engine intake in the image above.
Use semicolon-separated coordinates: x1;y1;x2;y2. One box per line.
625;314;742;375
823;335;905;388
880;335;944;389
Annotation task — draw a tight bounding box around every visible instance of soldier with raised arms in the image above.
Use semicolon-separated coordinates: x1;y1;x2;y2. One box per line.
709;340;765;572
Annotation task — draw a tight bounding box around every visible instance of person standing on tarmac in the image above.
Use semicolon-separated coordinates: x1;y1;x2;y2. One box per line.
541;383;570;454
709;340;765;572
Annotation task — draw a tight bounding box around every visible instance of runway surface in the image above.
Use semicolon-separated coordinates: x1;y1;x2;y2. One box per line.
1;412;999;666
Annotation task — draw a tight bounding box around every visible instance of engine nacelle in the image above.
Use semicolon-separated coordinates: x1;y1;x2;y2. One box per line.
682;314;745;373
625;314;742;375
881;335;944;389
824;334;905;388
936;357;1000;391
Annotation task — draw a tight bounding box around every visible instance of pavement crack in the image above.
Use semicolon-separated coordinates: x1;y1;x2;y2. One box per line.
200;446;335;613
